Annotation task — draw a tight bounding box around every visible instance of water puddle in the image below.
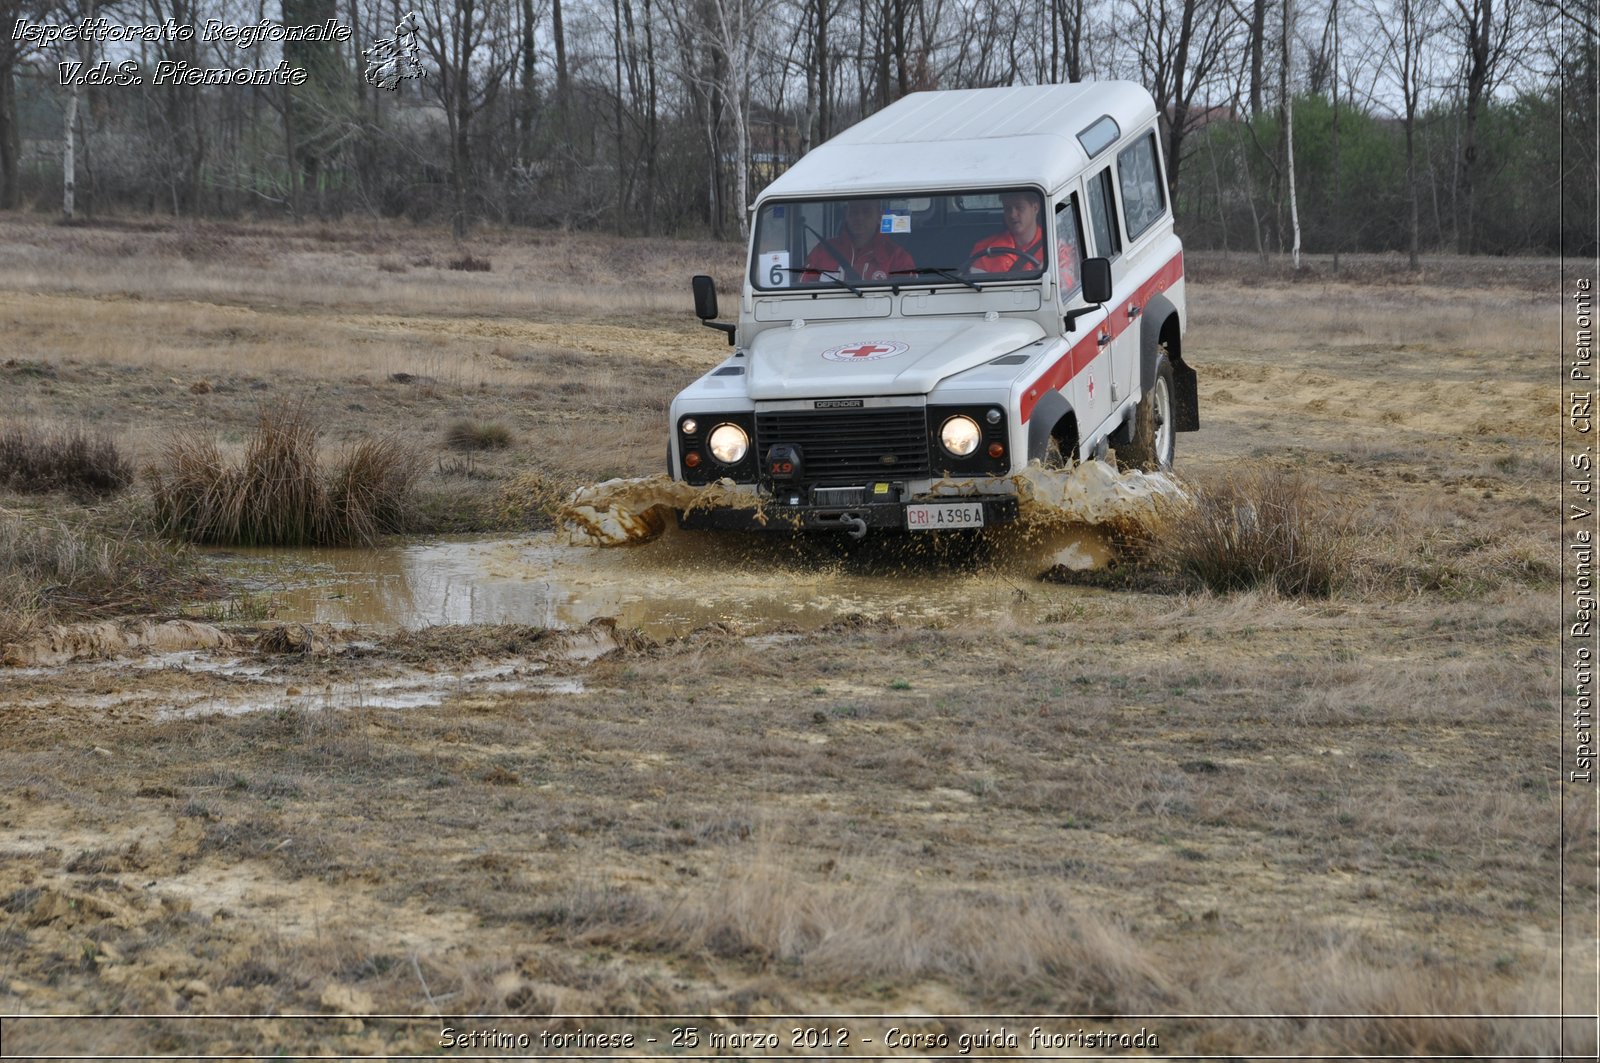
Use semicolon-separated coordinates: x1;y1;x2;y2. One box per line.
4;649;587;719
210;463;1183;637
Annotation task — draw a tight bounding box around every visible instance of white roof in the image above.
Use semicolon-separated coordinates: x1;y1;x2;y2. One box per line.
758;82;1159;201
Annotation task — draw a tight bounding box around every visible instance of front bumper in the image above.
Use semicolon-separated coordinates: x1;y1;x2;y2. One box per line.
677;495;1021;534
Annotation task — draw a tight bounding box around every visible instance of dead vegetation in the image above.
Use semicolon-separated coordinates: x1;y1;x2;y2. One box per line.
1144;469;1353;597
149;405;423;547
0;423;133;498
445;418;514;451
0;507;200;645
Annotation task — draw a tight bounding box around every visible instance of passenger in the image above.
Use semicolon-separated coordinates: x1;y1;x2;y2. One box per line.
968;191;1047;274
801;199;914;283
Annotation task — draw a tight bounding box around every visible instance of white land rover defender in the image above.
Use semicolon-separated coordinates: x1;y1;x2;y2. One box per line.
671;81;1197;536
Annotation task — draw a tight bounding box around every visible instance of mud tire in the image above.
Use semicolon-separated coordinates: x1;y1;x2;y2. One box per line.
1042;420;1078;469
1117;350;1175;472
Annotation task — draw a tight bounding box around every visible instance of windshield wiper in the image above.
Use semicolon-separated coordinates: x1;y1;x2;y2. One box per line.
770;265;865;297
890;266;980;292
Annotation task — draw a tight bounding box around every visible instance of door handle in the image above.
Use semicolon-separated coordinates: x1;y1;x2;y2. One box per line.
1097;331;1112;347
1127;303;1142;320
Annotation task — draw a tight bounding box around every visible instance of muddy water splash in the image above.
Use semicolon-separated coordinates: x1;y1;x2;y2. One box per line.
560;475;761;546
559;462;1187;568
204;465;1185;637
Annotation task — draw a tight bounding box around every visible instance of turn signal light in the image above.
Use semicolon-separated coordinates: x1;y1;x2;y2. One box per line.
685;451;702;468
988;442;1005;459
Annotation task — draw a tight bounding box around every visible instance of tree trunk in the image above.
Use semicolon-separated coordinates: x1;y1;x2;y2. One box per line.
643;0;658;235
1458;0;1492;254
1330;0;1341;271
552;0;569;124
1249;0;1267;116
62;83;77;222
0;1;21;212
520;0;536;153
1284;0;1300;268
1405;120;1419;269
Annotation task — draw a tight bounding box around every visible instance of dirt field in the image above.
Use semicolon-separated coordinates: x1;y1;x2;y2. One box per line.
0;216;1592;1057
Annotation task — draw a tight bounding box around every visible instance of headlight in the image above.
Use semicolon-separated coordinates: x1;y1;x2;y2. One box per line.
939;415;981;457
707;423;750;465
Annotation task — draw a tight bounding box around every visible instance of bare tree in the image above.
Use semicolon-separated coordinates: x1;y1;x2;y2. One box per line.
1125;0;1242;201
416;0;517;237
665;0;778;238
1051;0;1087;81
1366;0;1439;267
0;1;56;210
1445;0;1527;251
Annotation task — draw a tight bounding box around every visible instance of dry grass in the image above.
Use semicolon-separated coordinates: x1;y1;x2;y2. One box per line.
149;405;423;546
1147;469;1353;597
638;854;1169;1008
0;506;196;642
0;424;133;498
445;419;514;451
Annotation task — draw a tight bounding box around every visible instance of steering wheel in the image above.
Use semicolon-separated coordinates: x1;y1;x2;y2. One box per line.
961;245;1043;273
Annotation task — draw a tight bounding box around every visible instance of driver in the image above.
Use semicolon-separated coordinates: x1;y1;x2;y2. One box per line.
968;191;1046;274
801;199;914;282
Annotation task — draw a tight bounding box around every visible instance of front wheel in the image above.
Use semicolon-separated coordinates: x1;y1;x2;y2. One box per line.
1117;351;1175;472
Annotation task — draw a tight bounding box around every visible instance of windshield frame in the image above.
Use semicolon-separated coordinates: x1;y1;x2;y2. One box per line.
748;186;1052;294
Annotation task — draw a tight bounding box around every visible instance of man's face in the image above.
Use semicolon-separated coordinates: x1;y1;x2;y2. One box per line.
1002;194;1040;240
844;200;881;245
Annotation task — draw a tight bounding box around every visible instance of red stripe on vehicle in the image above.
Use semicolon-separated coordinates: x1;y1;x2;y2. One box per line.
1020;250;1184;423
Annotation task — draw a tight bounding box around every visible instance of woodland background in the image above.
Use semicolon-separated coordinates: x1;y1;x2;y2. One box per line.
0;0;1594;258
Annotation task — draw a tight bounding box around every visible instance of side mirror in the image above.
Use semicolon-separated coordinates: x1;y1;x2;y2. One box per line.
1081;257;1112;305
1063;257;1114;333
692;274;719;320
691;274;737;345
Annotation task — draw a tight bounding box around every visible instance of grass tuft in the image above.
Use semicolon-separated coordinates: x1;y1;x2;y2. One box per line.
1148;470;1351;597
447;254;492;272
149;405;423;547
0;425;133;497
445;419;514;452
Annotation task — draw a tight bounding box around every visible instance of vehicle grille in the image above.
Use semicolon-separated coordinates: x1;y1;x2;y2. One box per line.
755;407;929;484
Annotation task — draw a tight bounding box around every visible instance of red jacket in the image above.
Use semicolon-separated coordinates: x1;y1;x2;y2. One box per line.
968;229;1047;274
802;233;914;283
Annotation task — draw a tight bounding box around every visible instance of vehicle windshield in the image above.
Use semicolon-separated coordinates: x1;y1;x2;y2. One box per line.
750;189;1050;292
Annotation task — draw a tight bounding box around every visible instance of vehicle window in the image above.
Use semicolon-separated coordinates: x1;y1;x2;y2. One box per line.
750;189;1048;290
1076;115;1120;159
1117;132;1168;241
1086;168;1121;260
1054;196;1084;300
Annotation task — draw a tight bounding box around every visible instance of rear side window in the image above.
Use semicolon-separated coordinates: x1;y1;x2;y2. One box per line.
1117;132;1168;241
1086;168;1120;260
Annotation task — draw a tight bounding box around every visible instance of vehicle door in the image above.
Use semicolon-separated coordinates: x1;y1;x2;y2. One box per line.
1105;129;1173;411
1053;190;1112;432
1082;163;1129;436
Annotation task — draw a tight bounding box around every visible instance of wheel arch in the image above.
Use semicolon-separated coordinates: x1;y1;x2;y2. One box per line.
1026;390;1079;465
1140;293;1198;432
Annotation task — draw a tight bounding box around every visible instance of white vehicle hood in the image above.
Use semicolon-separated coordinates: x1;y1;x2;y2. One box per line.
746;317;1044;400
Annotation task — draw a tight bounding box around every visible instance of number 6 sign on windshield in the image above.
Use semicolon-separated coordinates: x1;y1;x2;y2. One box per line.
759;251;791;288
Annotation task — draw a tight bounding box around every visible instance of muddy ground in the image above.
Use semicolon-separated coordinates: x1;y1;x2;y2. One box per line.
0;217;1592;1057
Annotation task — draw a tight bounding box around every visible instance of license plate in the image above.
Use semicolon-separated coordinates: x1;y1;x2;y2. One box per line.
905;502;985;530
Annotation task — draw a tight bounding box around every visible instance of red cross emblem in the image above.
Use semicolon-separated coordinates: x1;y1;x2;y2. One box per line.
821;340;909;363
1086;375;1095;399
